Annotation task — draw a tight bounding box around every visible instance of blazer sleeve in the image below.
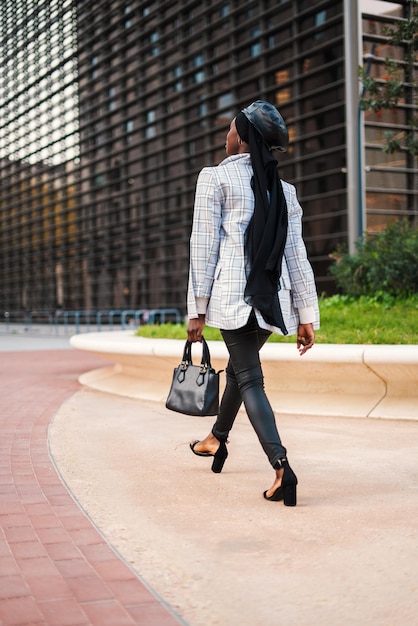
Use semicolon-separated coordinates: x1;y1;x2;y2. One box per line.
284;184;318;322
187;168;222;319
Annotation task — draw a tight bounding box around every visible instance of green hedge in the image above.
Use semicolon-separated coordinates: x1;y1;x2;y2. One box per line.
136;295;418;344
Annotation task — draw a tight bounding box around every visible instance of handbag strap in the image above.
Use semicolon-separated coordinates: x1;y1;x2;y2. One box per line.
201;336;212;366
181;336;212;369
181;340;192;365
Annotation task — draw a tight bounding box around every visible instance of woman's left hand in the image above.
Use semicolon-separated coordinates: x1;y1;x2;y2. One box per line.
297;323;315;356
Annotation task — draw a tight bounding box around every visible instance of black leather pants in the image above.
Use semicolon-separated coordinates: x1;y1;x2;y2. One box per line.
212;311;287;467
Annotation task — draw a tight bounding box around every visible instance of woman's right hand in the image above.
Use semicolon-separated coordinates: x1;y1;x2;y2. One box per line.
297;323;315;356
187;314;205;343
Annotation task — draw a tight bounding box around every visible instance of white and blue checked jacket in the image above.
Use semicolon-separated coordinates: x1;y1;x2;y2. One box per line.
187;153;320;335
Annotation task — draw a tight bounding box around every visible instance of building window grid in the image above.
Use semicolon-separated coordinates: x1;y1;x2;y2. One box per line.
361;11;417;226
1;0;416;312
2;0;340;304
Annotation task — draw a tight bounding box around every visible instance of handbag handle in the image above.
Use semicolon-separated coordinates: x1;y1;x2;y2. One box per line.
181;336;212;368
177;336;218;385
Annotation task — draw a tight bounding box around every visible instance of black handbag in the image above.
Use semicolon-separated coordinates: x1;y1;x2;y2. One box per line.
166;337;221;416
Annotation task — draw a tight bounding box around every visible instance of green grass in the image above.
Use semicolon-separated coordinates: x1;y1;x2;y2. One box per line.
135;295;418;345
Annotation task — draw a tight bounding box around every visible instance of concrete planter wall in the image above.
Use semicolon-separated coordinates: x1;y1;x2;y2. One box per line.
70;331;418;421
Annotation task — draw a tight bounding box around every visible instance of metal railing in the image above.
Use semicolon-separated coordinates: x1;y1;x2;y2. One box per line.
1;308;183;335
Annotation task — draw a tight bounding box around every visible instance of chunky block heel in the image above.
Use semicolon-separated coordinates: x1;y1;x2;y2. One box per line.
264;457;298;506
283;482;297;506
211;440;228;473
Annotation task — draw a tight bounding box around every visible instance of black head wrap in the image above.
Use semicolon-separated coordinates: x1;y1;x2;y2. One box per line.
235;103;289;333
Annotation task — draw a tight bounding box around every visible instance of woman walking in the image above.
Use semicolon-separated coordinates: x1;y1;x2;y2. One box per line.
187;101;319;506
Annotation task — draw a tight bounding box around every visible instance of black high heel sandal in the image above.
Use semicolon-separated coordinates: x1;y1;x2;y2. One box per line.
190;439;228;473
263;458;298;506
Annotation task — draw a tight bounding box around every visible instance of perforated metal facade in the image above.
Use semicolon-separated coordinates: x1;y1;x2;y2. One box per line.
0;0;416;314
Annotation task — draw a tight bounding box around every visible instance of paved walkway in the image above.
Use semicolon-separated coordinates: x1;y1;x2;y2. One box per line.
1;334;418;626
0;337;185;626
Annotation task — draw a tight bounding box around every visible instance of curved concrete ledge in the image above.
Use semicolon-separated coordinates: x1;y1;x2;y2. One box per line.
70;331;418;420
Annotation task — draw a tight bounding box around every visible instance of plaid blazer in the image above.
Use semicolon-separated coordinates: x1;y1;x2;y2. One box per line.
187;153;319;335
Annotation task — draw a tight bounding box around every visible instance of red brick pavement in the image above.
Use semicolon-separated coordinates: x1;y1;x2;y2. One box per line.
0;349;184;626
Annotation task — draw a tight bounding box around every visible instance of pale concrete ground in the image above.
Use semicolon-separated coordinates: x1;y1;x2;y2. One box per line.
49;390;418;626
0;323;101;347
3;332;418;625
0;334;74;351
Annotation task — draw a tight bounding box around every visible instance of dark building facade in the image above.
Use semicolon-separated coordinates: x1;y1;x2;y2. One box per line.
0;0;416;315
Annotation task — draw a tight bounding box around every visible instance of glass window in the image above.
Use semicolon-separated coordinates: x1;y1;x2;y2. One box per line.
145;126;156;138
221;4;229;17
218;92;233;108
194;70;205;83
315;10;327;27
250;42;261;57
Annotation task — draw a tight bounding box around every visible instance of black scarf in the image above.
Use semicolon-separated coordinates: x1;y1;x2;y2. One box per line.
235;112;288;334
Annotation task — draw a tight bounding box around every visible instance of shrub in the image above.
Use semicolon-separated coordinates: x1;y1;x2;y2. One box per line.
329;219;418;299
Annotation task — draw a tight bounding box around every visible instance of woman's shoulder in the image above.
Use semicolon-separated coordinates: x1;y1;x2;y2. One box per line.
199;155;252;185
196;166;217;186
280;178;296;195
217;154;252;174
280;179;299;205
